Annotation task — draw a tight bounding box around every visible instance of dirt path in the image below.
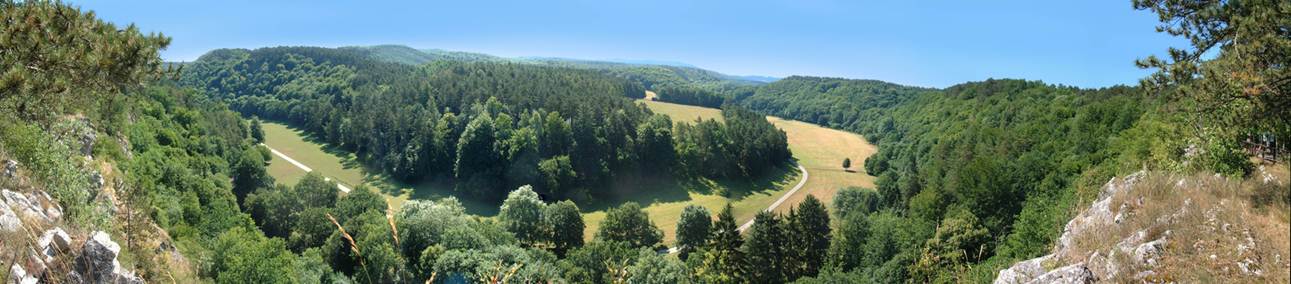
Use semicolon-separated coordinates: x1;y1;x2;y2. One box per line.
262;143;352;193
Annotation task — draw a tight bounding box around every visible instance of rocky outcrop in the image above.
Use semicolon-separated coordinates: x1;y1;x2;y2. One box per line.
1;189;64;233
995;172;1150;284
70;231;143;284
2;159;16;178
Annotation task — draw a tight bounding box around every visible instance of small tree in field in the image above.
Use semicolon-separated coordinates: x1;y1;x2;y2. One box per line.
842;158;852;171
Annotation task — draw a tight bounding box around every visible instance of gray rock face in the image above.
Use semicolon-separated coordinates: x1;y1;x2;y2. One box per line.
996;172;1150;284
0;201;19;233
0;189;64;230
994;254;1054;284
81;130;97;158
1030;264;1096;284
1132;239;1167;267
39;227;72;262
90;171;106;190
9;263;39;284
2;159;16;178
73;231;143;284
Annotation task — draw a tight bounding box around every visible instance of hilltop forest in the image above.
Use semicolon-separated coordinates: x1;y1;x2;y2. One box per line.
1;0;1287;283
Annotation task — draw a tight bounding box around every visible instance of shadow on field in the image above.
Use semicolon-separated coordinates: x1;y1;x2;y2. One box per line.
578;163;798;212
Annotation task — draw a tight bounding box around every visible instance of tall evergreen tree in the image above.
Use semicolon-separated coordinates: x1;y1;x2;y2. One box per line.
741;211;786;283
786;195;831;280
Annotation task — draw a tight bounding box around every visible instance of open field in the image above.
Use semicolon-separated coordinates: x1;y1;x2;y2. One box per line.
636;99;878;213
261;122;497;213
765;116;877;213
602;98;878;243
639;91;724;123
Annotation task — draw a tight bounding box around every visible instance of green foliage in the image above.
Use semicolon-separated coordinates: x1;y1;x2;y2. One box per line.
559;241;639;283
832;187;881;219
180;47;792;201
1134;0;1291;157
209;227;300;284
785;195;831;280
0;0;171;121
499;185;546;246
232;147;274;201
543;200;585;256
250;117;265;143
675;205;712;258
689;204;744;283
741;211;787;283
594;202;663;249
909;210;991;283
627;250;690;284
0;118;92;221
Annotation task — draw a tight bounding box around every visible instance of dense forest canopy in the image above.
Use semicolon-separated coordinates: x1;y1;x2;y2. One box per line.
179;46;791;201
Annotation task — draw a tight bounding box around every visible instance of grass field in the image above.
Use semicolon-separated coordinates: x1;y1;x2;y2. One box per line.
638;98;878;212
261;122;498;214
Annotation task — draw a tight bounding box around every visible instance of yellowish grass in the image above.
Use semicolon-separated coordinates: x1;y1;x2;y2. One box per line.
611;99;879;244
1068;173;1289;282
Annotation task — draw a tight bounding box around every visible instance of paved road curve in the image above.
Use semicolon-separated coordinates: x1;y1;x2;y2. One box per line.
738;164;809;232
668;164;809;254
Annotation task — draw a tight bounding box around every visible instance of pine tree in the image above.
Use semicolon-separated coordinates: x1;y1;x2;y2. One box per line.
741;211;786;283
691;203;744;282
786;195;831;280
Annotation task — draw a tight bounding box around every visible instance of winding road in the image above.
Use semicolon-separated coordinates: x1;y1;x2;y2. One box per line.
667;164;809;254
737;164;809;232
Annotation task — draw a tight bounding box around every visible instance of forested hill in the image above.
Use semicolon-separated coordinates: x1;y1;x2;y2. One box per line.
179;46;792;202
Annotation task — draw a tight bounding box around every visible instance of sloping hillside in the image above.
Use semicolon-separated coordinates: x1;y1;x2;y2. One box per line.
995;170;1289;283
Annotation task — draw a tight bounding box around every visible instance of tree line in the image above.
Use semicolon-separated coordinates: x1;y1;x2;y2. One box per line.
180;50;791;201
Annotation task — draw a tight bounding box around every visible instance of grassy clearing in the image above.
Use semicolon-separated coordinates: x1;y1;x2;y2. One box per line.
604;98;878;243
637;99;877;212
261;122;498;214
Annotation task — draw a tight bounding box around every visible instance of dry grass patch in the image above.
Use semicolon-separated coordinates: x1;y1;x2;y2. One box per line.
1067;173;1289;282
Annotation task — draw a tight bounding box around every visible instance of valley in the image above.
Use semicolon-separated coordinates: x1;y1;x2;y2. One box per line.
259;93;878;244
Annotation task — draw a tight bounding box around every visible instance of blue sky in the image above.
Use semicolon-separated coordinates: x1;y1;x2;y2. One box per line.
75;0;1184;88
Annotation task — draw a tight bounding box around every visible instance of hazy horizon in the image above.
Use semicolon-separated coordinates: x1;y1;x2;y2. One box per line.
77;0;1186;88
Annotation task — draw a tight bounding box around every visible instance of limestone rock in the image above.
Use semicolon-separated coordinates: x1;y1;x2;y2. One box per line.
994;254;1053;284
1132;239;1167;267
1029;263;1095;284
9;263;38;284
2;159;16;178
80;130;96;158
39;227;72;261
1;189;64;227
0;202;19;233
73;231;144;284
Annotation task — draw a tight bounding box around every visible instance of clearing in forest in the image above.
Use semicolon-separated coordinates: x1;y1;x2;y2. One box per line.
261;122;496;213
587;95;877;243
260;95;878;245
